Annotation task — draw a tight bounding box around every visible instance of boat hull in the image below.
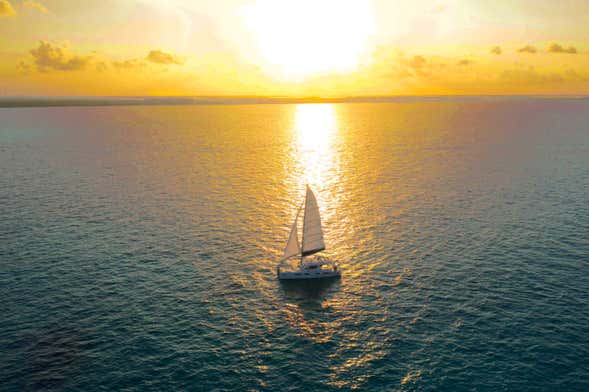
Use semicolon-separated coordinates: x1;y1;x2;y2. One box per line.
277;266;341;280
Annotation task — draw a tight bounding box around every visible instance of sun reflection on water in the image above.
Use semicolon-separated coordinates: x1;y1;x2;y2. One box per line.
278;104;345;337
296;104;336;153
293;104;338;191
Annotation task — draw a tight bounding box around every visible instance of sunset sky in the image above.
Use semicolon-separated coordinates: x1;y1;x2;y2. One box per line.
1;0;589;96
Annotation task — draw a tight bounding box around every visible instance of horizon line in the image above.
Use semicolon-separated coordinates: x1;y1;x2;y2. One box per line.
1;94;588;108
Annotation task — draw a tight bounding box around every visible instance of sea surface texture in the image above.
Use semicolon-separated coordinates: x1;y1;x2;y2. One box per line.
1;101;588;391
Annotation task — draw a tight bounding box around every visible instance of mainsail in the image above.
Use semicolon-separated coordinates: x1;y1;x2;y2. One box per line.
281;207;301;261
301;186;326;256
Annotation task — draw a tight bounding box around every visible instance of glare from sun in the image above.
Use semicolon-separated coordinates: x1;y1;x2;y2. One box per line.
294;104;338;190
244;0;375;78
296;104;336;152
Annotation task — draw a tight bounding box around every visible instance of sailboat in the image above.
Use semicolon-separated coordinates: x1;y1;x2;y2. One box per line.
277;185;341;280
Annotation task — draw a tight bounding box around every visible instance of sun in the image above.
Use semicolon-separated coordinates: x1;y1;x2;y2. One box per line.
244;0;375;78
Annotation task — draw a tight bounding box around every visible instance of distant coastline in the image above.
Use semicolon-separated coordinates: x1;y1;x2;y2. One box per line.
1;95;588;108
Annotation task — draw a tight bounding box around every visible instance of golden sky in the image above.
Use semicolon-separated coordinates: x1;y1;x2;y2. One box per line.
1;0;589;96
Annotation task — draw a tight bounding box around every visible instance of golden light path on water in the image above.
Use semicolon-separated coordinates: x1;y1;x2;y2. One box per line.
290;104;360;273
245;103;395;389
289;104;344;258
294;104;337;189
281;105;376;385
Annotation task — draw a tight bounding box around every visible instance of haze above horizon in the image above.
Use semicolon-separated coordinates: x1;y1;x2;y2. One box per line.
1;0;589;96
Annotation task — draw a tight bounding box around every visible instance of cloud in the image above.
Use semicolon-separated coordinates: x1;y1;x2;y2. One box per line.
500;67;564;84
409;55;426;69
146;50;184;65
23;0;49;14
402;55;429;77
29;41;92;72
518;45;537;54
388;54;449;80
457;59;473;66
0;0;16;16
112;59;145;69
563;69;589;82
548;43;577;54
490;46;502;55
17;61;32;74
95;61;108;72
114;50;184;71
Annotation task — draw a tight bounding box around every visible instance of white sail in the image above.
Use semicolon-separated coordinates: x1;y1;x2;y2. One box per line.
301;186;325;256
281;208;301;261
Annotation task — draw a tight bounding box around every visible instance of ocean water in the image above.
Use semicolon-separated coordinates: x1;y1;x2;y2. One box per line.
1;100;588;391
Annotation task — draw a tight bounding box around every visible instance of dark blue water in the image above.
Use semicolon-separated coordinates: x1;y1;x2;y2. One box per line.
1;101;588;391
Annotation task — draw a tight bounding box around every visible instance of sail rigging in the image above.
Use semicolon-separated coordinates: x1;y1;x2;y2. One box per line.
301;186;326;256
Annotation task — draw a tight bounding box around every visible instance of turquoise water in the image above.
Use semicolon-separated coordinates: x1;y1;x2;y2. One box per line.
1;101;588;391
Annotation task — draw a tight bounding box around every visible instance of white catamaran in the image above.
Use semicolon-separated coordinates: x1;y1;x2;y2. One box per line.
277;185;341;280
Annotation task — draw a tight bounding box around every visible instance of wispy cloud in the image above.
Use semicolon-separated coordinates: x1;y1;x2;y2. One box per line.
387;54;451;80
548;43;577;54
112;59;145;70
23;0;49;14
0;0;16;16
95;61;108;72
457;59;473;66
409;55;426;69
500;67;564;84
518;45;537;54
490;46;502;55
146;50;184;65
17;61;32;74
